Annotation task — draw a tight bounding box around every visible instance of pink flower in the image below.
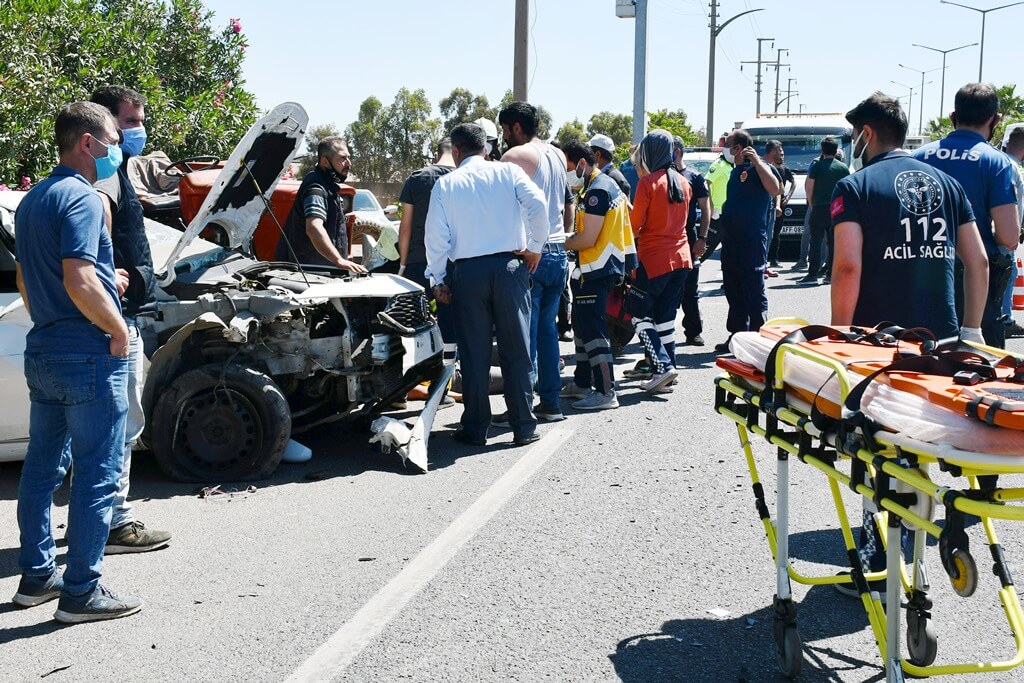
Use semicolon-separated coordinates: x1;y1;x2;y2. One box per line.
230;18;242;33
20;176;30;189
0;184;9;192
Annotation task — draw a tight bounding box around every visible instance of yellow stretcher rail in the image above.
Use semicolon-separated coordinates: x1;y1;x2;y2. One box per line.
713;335;1024;681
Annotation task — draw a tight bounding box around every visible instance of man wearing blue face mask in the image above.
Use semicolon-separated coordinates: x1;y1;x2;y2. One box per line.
89;85;171;555
13;101;143;621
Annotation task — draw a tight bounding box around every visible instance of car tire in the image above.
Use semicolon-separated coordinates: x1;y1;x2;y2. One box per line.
152;363;291;482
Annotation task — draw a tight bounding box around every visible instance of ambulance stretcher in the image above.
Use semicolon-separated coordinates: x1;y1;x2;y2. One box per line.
713;319;1024;681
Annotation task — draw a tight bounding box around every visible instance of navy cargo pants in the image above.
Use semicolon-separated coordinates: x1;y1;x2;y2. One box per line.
721;239;767;334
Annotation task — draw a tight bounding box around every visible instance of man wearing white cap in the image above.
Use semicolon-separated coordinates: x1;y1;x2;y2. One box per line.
588;133;632;198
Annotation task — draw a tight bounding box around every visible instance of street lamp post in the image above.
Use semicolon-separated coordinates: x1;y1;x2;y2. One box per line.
939;1;1024;81
705;0;764;145
892;81;919;129
898;64;942;135
912;41;977;118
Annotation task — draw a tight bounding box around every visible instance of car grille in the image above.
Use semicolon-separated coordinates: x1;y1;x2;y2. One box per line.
377;292;433;334
781;203;807;226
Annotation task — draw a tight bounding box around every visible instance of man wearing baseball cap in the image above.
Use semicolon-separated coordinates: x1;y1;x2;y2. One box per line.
588;134;632;198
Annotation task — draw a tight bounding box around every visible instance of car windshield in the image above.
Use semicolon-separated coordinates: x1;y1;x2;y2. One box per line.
748;130;852;173
353;191;381;212
685;158;715;175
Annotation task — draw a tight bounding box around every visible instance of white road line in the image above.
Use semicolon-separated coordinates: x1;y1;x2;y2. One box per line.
287;428;574;682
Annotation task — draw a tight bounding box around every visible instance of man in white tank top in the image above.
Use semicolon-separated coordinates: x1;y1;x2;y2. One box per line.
499;102;572;421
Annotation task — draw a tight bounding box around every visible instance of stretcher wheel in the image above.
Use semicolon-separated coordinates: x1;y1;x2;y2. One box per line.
948;549;978;598
906;610;938;667
775;626;803;679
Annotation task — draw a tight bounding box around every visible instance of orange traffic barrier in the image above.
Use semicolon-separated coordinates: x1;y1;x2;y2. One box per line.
1014;257;1024;311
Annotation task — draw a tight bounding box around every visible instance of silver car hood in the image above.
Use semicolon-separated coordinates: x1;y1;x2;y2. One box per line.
294;273;423;300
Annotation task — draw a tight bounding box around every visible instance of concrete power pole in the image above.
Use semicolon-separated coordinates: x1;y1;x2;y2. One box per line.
705;0;764;145
513;0;529;101
771;49;789;113
632;0;649;143
740;37;774;116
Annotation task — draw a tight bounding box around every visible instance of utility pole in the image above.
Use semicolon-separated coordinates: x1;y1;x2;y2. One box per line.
899;63;941;136
940;1;1024;82
770;48;790;113
891;81;918;129
632;0;649;143
513;0;528;101
913;41;977;118
785;77;797;114
741;37;774;115
705;0;764;145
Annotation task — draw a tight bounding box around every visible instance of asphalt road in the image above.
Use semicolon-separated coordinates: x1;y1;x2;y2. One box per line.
2;257;1024;682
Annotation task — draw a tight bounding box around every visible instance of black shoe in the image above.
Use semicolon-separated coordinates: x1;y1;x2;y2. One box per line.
685;335;705;346
1005;321;1024;338
451;429;486;446
513;432;541;446
558;332;573;342
491;412;510;427
799;273;820;283
714;341;731;354
534;404;566;422
822;275;831;285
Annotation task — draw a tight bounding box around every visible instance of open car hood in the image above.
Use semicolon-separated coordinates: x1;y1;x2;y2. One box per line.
158;102;308;283
294;273;423;300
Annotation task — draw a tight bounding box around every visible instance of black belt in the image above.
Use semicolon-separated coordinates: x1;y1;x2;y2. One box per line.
455;251;518;263
542;243;566;254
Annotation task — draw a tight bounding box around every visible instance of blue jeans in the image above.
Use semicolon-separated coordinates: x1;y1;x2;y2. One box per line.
111;323;144;529
529;248;569;409
18;351;129;596
628;264;688;374
1003;253;1018;321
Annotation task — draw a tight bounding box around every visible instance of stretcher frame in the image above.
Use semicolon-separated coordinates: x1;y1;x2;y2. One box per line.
714;319;1024;681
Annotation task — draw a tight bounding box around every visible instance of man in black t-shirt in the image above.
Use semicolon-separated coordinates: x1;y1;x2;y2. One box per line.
398;138;456;362
766;141;795;267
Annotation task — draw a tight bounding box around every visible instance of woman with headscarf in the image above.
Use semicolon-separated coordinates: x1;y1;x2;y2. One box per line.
627;129;692;393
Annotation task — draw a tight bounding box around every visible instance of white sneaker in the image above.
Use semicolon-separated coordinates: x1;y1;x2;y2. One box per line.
572;390;619;411
560;381;589;399
642;369;678;393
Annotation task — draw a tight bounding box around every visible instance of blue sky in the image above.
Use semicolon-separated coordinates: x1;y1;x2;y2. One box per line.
203;0;1022;139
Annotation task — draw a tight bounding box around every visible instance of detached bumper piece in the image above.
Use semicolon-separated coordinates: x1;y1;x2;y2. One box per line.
370;363;454;473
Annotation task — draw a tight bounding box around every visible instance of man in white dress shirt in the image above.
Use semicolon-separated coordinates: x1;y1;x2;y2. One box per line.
425;123;550;446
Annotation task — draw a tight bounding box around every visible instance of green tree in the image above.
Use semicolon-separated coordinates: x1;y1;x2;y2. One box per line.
382;87;440;181
497;90;553;139
0;0;258;186
587;112;633;148
647;109;703;148
555;119;587;147
344;96;391;183
924;116;953;141
438;88;495;135
925;84;1024;143
294;123;340;177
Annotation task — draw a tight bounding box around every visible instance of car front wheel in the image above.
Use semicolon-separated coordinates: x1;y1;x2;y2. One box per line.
151;364;291;482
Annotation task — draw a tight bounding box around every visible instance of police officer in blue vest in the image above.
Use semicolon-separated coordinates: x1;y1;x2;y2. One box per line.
831;92;989;590
914;83;1022;348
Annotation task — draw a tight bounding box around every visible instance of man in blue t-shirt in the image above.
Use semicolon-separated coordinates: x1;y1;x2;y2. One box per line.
830;91;989;590
13;102;142;622
914;83;1022;348
832;92;988;339
714;129;781;353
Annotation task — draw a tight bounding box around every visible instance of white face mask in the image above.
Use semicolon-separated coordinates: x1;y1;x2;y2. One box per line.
851;130;867;169
723;148;735;164
567;163;585;188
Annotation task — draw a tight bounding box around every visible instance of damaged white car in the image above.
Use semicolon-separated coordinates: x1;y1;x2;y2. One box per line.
0;102;451;481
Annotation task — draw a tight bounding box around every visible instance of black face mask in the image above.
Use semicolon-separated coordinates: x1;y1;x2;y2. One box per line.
324;161;347;184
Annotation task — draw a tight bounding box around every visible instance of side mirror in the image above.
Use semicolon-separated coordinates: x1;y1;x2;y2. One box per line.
383;204;399;218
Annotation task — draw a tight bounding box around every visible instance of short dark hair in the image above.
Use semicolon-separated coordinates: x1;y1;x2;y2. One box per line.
55;101;116;154
437;137;452;156
954;83;999;127
730;129;753;149
673;135;686;153
90;85;146;118
317;136;348;160
764;139;781;156
1008;126;1024;148
845;92;908;147
450;123;486;155
591;145;612;163
820;136;839;155
562;139;596;166
497;101;539;138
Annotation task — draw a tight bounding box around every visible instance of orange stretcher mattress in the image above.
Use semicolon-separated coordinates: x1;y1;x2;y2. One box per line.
719;324;1024;432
